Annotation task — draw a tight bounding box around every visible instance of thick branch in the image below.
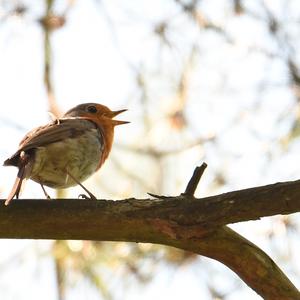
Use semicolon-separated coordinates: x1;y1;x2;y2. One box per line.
147;178;300;226
1;179;300;236
0;199;299;299
1;178;300;299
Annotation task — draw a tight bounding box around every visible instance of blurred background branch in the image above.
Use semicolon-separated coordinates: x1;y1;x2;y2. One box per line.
1;0;300;299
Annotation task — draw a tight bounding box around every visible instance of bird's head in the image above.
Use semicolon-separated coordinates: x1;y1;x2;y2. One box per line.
64;103;129;127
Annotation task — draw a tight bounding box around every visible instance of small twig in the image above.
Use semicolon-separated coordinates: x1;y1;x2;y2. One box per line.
182;163;207;197
148;163;208;199
147;193;172;199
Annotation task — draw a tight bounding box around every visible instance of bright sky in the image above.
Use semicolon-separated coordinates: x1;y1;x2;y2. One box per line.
0;0;300;299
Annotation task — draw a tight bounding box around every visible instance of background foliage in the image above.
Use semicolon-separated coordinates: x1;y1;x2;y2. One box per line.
1;0;300;299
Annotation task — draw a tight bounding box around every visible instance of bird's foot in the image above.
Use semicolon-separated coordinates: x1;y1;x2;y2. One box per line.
78;193;97;201
65;169;97;201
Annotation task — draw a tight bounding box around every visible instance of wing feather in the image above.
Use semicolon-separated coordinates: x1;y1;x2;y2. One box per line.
4;118;97;167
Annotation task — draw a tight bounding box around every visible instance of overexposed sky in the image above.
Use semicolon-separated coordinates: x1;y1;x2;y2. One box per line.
0;0;300;299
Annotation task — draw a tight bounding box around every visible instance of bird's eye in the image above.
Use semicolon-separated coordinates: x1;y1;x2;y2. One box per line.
87;105;97;113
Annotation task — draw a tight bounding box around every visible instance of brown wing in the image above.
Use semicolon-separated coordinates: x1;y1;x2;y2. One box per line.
4;118;97;167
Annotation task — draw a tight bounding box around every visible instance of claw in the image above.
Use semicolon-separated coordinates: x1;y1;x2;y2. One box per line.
78;193;97;200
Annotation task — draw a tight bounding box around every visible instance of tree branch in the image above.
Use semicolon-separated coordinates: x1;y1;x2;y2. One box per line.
182;162;207;196
142;178;300;228
1;170;300;299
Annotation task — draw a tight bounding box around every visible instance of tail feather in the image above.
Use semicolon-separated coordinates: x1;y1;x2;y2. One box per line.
5;167;26;206
5;152;32;206
3;153;20;167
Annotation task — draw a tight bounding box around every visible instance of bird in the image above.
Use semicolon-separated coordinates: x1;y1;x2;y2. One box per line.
3;103;128;205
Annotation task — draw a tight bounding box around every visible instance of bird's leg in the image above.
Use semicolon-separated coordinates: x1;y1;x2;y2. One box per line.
40;183;51;199
64;169;97;200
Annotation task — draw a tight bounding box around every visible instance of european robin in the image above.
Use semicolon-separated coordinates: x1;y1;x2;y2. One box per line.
3;103;128;205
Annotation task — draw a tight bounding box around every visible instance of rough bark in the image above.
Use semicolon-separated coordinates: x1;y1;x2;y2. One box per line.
1;169;300;299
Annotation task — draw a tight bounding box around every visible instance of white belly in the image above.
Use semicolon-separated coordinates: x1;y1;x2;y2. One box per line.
30;129;103;188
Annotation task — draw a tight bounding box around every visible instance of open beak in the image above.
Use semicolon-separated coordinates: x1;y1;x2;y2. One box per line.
110;109;129;126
